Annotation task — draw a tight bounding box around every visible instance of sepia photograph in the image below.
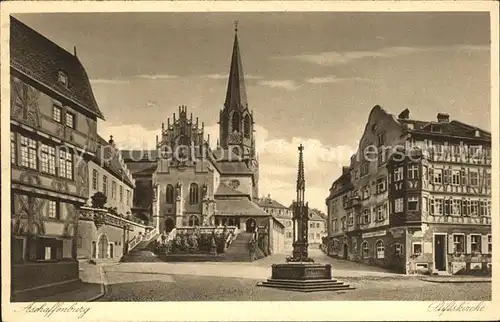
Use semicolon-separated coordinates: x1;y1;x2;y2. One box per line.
1;1;499;321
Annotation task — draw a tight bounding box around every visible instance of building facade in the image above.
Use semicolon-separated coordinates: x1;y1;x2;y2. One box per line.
10;17;104;300
122;27;283;246
258;194;293;250
308;211;327;246
326;106;492;275
77;135;148;262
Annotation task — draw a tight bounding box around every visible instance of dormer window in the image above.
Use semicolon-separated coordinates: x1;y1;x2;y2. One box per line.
58;71;68;87
474;130;480;137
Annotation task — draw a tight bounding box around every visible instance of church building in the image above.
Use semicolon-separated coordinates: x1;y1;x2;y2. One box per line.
123;26;280;237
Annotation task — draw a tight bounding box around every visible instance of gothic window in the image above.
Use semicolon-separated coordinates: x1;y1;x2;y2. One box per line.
188;215;199;227
189;183;199;205
232;111;241;132
166;184;174;204
244;114;251;138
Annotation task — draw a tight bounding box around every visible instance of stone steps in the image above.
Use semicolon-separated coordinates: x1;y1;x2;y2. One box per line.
257;279;355;292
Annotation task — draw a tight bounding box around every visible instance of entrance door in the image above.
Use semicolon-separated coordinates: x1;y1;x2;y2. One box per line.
343;244;348;259
98;234;109;259
434;234;446;271
165;218;174;233
246;218;256;233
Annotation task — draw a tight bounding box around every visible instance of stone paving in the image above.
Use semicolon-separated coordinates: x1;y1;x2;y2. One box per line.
98;249;491;301
99;272;491;301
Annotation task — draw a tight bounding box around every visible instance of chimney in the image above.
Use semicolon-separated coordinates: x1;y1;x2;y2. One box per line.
398;108;410;120
437;113;450;123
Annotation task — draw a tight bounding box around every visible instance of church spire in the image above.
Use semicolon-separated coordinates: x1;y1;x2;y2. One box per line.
224;21;247;110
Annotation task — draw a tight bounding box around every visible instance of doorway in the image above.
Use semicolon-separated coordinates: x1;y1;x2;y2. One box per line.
343;243;348;259
98;234;109;259
434;234;446;271
245;218;256;233
165;218;175;233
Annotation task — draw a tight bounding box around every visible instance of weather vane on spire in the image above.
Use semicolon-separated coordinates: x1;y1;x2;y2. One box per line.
234;20;239;32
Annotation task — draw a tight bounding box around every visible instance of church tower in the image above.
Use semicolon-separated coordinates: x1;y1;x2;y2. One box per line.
218;23;259;200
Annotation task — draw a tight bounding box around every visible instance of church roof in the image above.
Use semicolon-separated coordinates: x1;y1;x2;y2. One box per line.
10;17;104;120
121;150;158;162
212;148;241;161
215;182;248;197
215;197;269;217
224;27;248;110
217;160;253;175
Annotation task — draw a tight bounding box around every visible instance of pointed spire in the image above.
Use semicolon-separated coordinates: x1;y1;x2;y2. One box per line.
73;45;77;57
296;144;305;202
224;22;247;110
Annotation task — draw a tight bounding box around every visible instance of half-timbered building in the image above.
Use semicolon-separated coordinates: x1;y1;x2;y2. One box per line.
326;106;491;275
10;17;103;300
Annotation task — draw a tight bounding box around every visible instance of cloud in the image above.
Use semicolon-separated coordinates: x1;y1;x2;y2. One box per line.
278;44;489;66
145;100;159;108
135;74;179;80
257;80;301;90
306;76;374;84
90;78;130;85
201;74;263;80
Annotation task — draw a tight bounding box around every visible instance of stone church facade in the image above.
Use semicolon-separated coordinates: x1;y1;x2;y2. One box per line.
123;27;274;235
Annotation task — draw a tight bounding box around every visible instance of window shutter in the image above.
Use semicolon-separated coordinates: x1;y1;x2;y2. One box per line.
481;235;488;254
429;167;434;182
447;235;454;254
466;235;472;254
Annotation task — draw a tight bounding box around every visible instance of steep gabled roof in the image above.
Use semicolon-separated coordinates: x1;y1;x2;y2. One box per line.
215;198;269;217
215;182;249;198
10;17;104;119
217;160;253;175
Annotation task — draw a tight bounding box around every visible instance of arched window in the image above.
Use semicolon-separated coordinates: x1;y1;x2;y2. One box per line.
375;240;385;259
362;241;369;258
232;111;240;132
166;184;174;204
244;114;251;138
188;215;199;227
189;183;199;204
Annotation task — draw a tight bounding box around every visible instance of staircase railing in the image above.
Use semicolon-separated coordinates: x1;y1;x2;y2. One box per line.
128;234;143;250
225;227;239;249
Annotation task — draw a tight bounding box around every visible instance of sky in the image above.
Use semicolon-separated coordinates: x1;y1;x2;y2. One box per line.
14;12;491;212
